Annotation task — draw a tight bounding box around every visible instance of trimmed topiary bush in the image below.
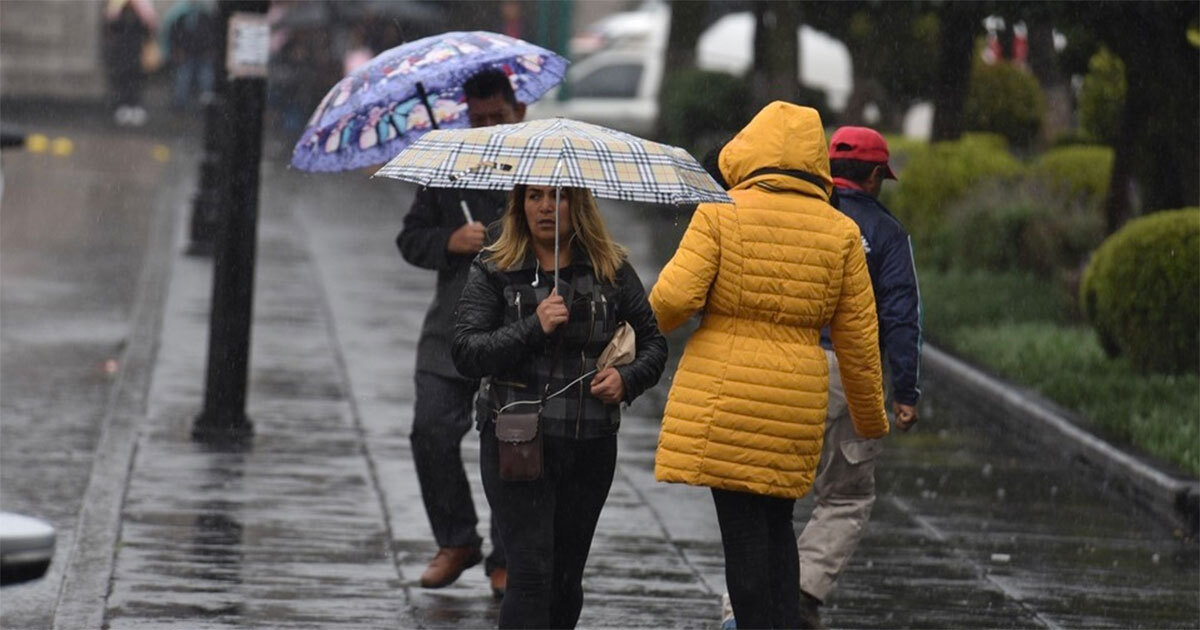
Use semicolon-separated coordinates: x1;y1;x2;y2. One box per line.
946;186;1045;273
940;176;1105;279
1078;47;1126;146
965;60;1046;149
1080;208;1200;373
1030;144;1114;210
889;133;1025;269
659;69;749;156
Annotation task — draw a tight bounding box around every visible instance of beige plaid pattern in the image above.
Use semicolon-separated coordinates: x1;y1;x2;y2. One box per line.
374;118;731;205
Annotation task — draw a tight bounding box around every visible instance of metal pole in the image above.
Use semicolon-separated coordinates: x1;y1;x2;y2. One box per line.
186;1;230;257
194;0;270;444
552;158;563;290
415;81;439;130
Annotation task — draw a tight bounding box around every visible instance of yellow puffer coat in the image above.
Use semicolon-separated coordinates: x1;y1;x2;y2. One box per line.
650;101;888;500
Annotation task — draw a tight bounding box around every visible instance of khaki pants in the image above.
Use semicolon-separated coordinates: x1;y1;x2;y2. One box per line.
795;350;883;602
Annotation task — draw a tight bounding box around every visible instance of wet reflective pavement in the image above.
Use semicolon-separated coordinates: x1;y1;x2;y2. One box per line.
1;126;184;629
2;119;1197;628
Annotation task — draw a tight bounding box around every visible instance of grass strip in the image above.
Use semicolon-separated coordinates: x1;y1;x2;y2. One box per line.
922;270;1200;476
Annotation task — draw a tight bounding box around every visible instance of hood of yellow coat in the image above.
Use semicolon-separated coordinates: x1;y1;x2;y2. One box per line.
718;101;833;201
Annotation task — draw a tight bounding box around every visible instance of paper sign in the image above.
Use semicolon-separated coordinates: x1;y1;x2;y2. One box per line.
227;13;269;79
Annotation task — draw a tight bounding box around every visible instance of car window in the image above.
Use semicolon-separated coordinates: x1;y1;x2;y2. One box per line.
571;63;643;99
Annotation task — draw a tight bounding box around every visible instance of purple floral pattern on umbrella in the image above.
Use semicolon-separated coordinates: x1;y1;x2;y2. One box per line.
291;31;567;173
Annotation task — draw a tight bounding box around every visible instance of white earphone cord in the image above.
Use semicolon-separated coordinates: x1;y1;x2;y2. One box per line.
496;368;598;413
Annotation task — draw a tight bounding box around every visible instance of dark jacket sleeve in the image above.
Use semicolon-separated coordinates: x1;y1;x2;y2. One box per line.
612;262;668;404
452;258;548;379
875;231;922;405
397;187;456;270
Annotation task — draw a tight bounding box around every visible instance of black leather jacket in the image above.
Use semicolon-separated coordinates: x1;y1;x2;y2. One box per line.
396;187;507;380
453;248;667;439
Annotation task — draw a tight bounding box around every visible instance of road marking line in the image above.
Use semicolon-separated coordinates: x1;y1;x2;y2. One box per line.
27;133;49;153
51;137;74;156
887;495;1064;630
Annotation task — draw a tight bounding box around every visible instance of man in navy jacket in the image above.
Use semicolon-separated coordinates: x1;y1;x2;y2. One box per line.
396;69;524;598
796;126;922;626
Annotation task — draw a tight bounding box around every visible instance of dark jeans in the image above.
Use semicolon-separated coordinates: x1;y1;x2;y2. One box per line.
480;422;616;629
712;488;801;629
411;371;504;572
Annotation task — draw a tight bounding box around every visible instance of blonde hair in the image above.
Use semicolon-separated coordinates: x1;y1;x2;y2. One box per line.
485;185;628;284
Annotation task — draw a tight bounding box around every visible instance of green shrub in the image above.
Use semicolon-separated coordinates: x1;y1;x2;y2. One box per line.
890;134;1025;269
1030;145;1114;209
940;180;1104;287
1080;208;1200;373
1078;47;1126;145
965;60;1046;149
1026;146;1113;275
946;188;1045;273
880;134;926;173
659;69;749;155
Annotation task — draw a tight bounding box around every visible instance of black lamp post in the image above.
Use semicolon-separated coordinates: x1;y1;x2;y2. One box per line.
193;0;270;444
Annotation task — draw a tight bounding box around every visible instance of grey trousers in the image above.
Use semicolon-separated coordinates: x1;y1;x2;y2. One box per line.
411;371;505;572
795;350;883;602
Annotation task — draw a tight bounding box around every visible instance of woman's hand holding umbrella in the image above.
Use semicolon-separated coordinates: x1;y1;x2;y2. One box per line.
536;289;568;335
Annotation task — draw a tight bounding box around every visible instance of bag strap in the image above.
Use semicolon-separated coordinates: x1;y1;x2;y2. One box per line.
495;268;593;415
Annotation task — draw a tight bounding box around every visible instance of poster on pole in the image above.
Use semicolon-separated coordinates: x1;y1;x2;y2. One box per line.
227;13;269;79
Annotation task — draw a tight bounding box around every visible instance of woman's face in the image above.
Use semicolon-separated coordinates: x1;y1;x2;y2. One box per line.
523;185;572;245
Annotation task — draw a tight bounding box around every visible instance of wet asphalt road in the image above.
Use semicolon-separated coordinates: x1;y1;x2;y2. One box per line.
0;114;1196;629
0;119;189;628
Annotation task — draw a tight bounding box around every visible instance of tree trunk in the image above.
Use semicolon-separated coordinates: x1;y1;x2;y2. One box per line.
657;0;710;139
1100;2;1200;232
1027;21;1070;146
930;4;981;141
663;0;706;73
750;1;801;110
1103;90;1137;234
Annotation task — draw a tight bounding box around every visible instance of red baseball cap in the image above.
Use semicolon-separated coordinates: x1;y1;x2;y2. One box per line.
829;126;897;180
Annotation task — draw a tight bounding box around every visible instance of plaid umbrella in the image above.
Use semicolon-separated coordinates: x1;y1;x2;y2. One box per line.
373;117;732;206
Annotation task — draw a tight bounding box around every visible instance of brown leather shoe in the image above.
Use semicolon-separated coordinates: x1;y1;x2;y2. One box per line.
488;567;507;600
420;546;483;588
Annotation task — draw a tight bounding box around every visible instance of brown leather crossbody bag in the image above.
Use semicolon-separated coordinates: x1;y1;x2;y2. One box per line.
494;408;542;482
492;322;636;482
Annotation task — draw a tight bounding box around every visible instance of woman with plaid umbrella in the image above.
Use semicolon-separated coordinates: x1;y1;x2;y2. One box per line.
452;184;667;628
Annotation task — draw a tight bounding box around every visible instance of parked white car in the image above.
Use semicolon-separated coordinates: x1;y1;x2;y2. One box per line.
0;512;56;586
527;2;853;137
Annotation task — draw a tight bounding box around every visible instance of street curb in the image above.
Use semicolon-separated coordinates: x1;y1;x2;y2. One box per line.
924;344;1200;536
51;150;190;629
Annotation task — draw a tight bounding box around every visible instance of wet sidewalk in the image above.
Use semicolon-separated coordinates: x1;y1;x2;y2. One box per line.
56;156;1199;629
65;163;726;629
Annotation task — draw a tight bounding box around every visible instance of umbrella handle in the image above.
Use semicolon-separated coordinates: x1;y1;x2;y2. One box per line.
554;185;559;290
416;82;439;130
552;159;565;289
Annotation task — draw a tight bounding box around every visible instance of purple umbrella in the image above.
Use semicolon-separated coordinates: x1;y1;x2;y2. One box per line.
291;31;568;173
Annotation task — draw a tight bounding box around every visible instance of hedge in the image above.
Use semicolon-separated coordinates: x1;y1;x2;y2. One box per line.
1080;208;1200;373
1030;144;1114;210
1078;47;1126;145
965;60;1046;149
888;134;1025;269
